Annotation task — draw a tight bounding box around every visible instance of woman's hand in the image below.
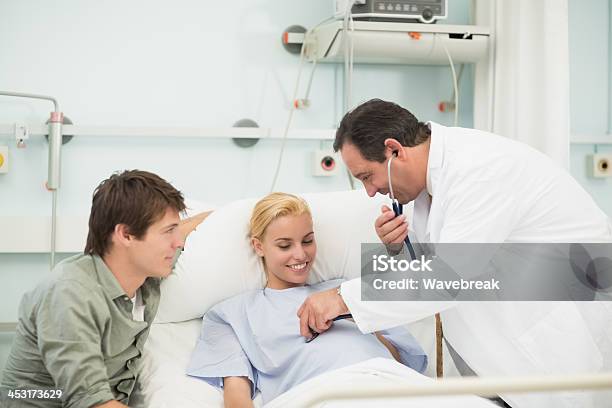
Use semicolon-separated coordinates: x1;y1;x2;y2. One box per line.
223;376;253;408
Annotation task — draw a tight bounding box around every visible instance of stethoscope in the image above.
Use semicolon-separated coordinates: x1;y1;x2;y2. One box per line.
305;152;417;344
387;152;417;260
305;313;353;343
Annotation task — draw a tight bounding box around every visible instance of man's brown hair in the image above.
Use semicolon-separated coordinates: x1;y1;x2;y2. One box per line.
84;170;186;256
333;98;431;162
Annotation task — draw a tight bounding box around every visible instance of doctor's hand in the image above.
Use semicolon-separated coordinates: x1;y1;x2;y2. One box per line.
297;287;349;339
375;205;408;251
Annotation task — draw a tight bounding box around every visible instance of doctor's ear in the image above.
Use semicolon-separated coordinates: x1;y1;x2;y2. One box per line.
383;138;404;158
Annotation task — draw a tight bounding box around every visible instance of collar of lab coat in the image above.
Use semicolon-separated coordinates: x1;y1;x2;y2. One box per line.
425;121;445;197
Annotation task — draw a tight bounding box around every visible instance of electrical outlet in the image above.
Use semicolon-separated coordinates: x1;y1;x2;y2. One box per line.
588;154;612;178
312;150;340;177
0;146;8;174
14;123;29;147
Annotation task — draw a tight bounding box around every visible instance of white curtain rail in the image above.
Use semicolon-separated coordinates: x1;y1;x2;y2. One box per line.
302;372;612;406
0;124;335;141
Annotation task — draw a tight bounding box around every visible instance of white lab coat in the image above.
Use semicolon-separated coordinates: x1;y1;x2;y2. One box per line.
341;122;612;408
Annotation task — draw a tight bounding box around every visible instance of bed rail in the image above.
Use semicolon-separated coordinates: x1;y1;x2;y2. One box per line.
301;372;612;406
0;322;17;333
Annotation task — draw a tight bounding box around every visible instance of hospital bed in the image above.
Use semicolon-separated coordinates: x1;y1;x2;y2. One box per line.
132;320;612;407
131;191;612;408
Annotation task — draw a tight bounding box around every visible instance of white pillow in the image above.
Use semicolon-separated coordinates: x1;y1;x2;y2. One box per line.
155;190;390;323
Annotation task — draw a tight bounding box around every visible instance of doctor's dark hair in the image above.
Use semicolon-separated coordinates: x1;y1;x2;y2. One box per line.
85;170;186;256
333;99;431;162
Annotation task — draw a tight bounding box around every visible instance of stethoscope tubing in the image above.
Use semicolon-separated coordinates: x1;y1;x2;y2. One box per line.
387;153;417;260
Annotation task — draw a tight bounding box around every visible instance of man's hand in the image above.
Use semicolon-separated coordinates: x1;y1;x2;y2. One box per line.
297;287;349;339
375;205;408;253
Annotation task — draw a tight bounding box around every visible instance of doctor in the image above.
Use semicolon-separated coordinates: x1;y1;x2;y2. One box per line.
297;99;612;408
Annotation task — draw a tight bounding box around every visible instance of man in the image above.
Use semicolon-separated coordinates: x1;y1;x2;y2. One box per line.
297;99;612;407
1;170;186;407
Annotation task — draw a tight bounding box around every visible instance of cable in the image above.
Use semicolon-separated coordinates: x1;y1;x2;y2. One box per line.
269;15;340;191
293;55;318;110
343;0;357;190
387;154;396;200
343;0;356;113
343;5;351;113
269;40;307;192
298;19;337;107
270;6;355;191
448;64;465;108
440;36;459;126
348;10;355;107
302;58;318;104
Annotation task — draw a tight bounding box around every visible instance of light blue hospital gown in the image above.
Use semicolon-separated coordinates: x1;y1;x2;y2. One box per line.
186;279;427;404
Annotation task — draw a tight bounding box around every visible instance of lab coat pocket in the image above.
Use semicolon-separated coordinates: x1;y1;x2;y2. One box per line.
516;303;602;374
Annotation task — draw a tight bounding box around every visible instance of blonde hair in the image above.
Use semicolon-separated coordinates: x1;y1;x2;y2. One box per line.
249;192;312;240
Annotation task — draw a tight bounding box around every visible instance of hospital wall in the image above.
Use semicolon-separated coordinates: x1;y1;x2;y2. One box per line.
0;0;610;374
568;0;612;214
